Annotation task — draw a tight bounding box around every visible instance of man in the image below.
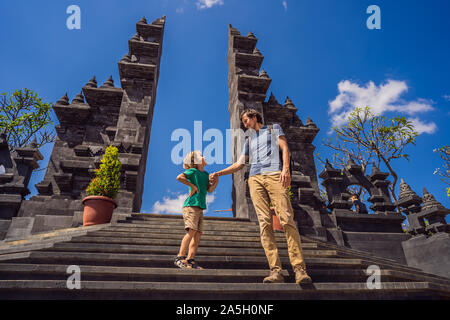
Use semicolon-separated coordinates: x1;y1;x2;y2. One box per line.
210;109;312;284
350;194;368;214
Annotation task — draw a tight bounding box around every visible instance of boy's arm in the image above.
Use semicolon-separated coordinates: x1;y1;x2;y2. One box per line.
177;173;198;196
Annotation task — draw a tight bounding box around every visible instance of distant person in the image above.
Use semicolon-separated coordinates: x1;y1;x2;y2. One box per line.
210;108;312;284
350;194;368;214
174;151;219;269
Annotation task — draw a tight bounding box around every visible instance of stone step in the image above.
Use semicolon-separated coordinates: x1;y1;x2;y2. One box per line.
104;225;309;241
68;235;319;249
131;213;251;223
129;215;256;226
0;280;447;299
0;263;442;285
0;251;368;270
85;231;305;245
116;220;262;232
46;242;337;258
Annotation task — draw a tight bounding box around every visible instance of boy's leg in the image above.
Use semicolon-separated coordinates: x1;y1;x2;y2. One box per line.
187;208;203;260
178;228;197;257
180;206;198;257
248;175;282;272
187;231;202;260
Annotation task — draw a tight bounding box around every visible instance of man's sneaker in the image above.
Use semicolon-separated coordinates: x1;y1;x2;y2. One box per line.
174;256;189;269
263;269;284;283
294;266;312;284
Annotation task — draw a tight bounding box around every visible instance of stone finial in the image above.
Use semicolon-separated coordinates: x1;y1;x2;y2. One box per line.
101;76;114;88
422;188;445;211
27;136;38;148
85;76;97;88
131;33;140;41
398;178;419;201
259;68;269;78
284;96;295;108
120;53;131;63
325;159;334;170
268;92;279;105
56;93;69;105
138;17;147;24
306;116;317;128
229;24;241;35
347;156;356;166
371;161;381;174
247;31;256;39
72;91;85;104
253;47;262;56
152;16;165;25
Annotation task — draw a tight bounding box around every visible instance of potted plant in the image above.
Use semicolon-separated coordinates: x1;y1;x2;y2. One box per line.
82;145;122;226
271;186;294;232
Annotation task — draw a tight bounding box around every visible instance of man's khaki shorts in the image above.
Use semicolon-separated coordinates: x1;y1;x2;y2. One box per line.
182;206;204;232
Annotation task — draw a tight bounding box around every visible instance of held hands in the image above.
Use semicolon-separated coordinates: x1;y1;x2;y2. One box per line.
209;172;219;184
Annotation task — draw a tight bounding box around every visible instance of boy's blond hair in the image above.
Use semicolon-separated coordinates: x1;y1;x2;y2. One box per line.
183;150;203;169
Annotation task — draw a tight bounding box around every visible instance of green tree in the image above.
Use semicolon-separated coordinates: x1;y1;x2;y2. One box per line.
433;145;450;198
0;88;55;150
317;106;419;203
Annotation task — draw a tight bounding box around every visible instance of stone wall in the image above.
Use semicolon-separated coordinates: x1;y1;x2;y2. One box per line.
3;16;166;240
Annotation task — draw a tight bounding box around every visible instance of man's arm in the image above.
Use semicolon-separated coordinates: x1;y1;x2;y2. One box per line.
211;155;248;179
278;135;291;188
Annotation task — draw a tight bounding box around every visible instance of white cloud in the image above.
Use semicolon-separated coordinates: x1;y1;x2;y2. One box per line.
408;117;437;134
176;7;184;14
328;79;436;134
152;191;215;214
196;0;224;9
282;1;287;11
443;94;450;101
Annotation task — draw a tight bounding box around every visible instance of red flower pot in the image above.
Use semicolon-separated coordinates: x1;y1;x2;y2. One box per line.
82;196;117;226
271;208;283;231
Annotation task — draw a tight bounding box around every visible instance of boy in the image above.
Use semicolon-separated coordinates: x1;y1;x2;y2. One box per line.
174;151;219;269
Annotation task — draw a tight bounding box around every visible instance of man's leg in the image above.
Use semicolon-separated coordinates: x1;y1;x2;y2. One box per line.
265;174;306;270
248;175;282;272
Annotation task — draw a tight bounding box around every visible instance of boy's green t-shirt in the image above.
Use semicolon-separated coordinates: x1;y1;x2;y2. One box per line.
182;168;210;209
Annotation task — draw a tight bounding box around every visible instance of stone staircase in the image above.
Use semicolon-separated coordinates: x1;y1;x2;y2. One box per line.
0;213;449;299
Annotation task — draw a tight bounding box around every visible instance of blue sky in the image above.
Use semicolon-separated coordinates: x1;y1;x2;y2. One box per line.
1;0;449;219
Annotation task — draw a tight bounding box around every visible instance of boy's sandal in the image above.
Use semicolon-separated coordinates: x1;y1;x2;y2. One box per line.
174;256;189;269
187;259;203;269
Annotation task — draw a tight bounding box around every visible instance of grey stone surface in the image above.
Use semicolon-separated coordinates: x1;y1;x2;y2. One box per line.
2;19;448;291
226;25;330;243
397;180;450;278
0;214;448;299
11;16;166;236
0;134;42;224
